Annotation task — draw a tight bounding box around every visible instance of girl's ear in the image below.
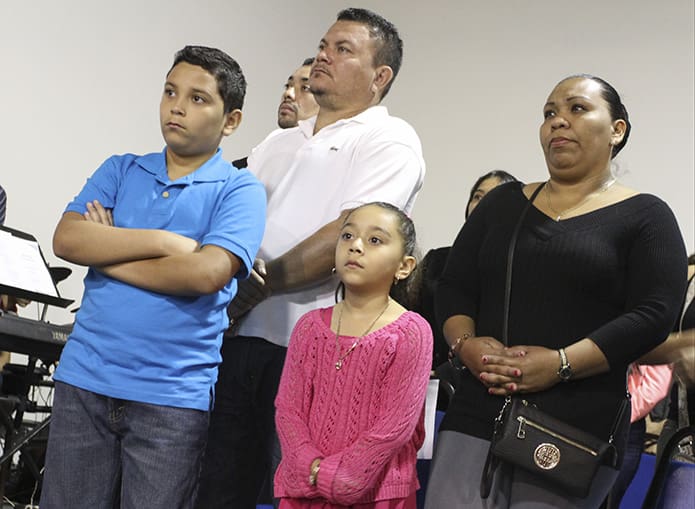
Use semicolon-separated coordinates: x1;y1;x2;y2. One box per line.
395;255;416;282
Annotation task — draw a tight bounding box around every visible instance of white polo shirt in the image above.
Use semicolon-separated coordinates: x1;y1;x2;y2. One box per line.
239;105;426;347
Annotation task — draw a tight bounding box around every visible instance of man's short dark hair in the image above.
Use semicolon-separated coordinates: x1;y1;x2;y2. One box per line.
336;8;403;99
302;57;315;67
169;45;246;113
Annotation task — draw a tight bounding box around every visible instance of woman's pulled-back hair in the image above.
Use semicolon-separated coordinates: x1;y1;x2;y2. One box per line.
563;74;632;159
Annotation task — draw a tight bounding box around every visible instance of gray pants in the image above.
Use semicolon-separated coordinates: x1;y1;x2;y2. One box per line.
424;430;619;509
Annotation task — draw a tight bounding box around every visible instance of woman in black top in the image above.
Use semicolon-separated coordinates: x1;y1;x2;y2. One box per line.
424;75;688;508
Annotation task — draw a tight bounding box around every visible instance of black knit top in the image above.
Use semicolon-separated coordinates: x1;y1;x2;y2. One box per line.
436;182;688;444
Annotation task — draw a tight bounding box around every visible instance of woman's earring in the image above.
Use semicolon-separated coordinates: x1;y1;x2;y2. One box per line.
331;267;336;274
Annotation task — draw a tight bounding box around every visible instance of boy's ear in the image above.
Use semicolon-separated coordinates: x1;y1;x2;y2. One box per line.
222;109;242;136
395;255;416;281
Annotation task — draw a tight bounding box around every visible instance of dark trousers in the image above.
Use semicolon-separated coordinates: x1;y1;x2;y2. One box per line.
195;336;286;509
425;430;619;509
606;418;646;509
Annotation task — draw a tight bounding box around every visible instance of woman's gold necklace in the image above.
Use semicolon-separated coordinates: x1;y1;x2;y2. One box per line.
334;300;390;370
545;177;616;222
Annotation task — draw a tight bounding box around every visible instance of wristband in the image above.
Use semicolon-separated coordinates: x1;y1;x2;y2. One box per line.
448;334;472;357
448;334;472;370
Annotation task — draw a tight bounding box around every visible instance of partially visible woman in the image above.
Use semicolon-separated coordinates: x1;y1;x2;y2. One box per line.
465;170;519;220
405;170;517;371
424;75;688;509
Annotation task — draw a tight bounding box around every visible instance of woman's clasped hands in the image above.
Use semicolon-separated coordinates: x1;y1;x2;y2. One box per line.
463;340;562;396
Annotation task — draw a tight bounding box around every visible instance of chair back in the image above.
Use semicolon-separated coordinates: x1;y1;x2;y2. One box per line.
641;425;695;509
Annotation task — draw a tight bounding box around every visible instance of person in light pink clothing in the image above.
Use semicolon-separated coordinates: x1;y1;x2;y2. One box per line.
628;364;673;423
274;202;433;509
606;363;673;508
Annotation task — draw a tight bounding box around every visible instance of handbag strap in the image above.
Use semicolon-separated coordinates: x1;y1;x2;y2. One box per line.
608;395;629;444
481;395;513;498
501;183;545;346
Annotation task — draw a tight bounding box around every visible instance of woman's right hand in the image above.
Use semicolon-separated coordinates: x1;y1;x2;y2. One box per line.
459;336;520;388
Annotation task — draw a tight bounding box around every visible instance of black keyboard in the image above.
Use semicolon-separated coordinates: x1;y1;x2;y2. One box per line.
0;312;71;361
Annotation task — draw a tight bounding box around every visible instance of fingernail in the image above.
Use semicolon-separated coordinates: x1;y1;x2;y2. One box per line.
479;373;486;381
514;369;521;377
482;356;488;363
510;384;517;392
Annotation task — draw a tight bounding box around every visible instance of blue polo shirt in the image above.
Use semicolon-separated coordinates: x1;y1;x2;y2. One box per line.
54;148;266;410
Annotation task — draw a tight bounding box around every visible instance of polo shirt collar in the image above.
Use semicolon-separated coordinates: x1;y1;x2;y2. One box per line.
136;148;228;184
298;117;317;138
339;105;388;125
297;105;389;136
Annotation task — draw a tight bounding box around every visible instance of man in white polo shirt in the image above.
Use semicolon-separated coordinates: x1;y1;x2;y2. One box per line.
196;8;425;508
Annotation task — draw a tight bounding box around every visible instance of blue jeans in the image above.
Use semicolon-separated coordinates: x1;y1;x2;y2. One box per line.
606;418;646;509
195;335;286;509
40;381;209;509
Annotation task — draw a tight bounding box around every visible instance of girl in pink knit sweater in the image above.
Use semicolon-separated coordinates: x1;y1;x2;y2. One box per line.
274;202;433;509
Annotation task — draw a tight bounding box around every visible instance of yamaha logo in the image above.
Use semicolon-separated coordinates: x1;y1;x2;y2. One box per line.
52;331;69;341
534;443;561;470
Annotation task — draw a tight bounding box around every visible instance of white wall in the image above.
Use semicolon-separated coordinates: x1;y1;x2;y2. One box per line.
1;0;693;325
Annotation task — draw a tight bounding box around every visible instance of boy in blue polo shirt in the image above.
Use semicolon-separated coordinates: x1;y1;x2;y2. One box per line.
40;46;266;508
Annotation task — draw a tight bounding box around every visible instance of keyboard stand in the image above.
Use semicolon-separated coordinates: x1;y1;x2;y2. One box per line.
0;355;55;504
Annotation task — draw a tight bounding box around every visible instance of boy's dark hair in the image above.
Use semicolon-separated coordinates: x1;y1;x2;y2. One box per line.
336;8;403;99
169;45;246;113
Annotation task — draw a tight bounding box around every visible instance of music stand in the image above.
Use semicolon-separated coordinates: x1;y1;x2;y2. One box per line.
0;225;73;310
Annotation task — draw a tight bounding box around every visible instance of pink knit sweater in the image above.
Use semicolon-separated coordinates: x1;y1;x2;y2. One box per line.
274;307;433;506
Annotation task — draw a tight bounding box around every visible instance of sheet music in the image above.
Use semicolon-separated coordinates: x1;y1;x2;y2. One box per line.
417;378;439;460
0;229;58;297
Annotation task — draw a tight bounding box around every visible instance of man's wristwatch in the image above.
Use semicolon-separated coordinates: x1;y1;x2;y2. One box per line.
557;347;573;381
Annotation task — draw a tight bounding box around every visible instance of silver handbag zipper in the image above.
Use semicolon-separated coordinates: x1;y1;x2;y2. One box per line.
516;416;598;456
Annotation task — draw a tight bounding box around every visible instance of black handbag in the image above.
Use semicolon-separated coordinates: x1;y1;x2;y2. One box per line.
481;395;626;498
479;183;629;499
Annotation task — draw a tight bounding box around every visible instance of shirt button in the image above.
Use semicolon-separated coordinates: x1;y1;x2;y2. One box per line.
162;191;170;198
